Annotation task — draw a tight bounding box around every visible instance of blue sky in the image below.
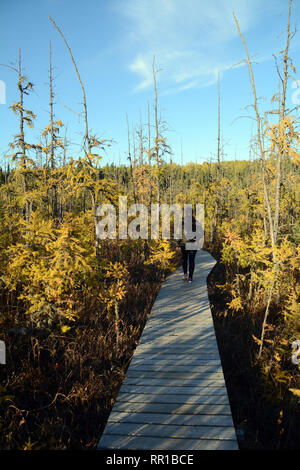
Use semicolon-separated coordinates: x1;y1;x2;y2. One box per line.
0;0;299;166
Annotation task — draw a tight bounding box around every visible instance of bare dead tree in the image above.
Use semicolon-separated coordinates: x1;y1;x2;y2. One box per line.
126;113;136;203
49;41;55;171
147;101;152;206
212;71;222;244
49;16;91;157
152;56;161;204
217;71;221;171
274;0;293;244
139;109;144;166
48;40;58;218
19;50;32;223
4;50;35;222
233;13;275;248
180;140;184;193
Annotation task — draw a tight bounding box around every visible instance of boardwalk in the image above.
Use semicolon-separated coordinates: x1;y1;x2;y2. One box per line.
98;250;239;450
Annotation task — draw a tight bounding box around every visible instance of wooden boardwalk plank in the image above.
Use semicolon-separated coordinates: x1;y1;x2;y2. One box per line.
98;250;238;450
125;372;225;381
127;364;223;373
108;411;235;427
127;360;221;368
134;348;220;357
115;393;229;405
130;354;221;363
112;402;232;415
101;422;237;440
99;434;239;450
119;384;228;394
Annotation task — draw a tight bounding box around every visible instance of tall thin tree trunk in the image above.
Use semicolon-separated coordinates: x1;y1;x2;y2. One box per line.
153;56;160;204
274;0;292;245
148;101;152;206
139;110;144;166
18;49;30;223
234;13;275;249
49;41;55;171
126;113;136;203
212;71;221;244
49;16;91;156
217;71;221;172
49;41;58;219
181;141;184;193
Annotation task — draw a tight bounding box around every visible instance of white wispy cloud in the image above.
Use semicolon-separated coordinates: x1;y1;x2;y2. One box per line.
113;0;286;94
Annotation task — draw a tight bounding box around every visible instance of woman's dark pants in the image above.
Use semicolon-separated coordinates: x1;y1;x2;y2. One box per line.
180;246;197;280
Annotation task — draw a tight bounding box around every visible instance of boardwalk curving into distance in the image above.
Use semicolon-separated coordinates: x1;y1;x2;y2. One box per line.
98;250;239;450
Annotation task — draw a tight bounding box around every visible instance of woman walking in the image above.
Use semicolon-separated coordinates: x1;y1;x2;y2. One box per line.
177;216;197;283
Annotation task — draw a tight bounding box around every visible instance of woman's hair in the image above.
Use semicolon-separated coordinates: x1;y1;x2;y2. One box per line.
181;214;197;232
191;215;196;232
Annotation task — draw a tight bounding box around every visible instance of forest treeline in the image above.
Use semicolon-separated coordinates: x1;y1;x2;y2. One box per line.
0;2;299;449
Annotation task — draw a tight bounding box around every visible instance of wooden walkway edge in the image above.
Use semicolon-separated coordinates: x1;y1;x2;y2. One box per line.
98;250;239;450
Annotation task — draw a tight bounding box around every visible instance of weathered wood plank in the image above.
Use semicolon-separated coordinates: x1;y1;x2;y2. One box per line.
113;402;232;416
124;375;225;384
127;363;223;373
115;393;229;405
119;379;226;395
125;372;225;381
101;422;237;441
132;350;221;364
148;319;214;326
130;360;221;368
98;434;239;450
134;347;220;357
108;411;235;427
127;367;223;376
